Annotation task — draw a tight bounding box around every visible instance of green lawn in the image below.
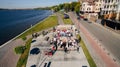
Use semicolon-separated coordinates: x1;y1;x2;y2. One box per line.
63;18;73;25
17;15;58;38
16;38;32;67
77;34;97;67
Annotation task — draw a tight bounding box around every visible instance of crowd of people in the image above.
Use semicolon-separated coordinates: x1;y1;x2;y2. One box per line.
50;27;80;53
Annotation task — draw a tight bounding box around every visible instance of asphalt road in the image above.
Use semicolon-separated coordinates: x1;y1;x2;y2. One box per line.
69;12;120;62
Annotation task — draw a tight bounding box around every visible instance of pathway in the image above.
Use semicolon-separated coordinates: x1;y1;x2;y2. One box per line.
0;35;31;67
56;13;64;25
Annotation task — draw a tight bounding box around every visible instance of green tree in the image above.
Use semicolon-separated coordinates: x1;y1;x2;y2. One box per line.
71;2;78;11
59;4;64;9
52;6;60;12
75;3;80;14
64;3;70;12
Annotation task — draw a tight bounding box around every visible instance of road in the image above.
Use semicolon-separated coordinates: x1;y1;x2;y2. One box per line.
68;12;120;67
82;16;120;62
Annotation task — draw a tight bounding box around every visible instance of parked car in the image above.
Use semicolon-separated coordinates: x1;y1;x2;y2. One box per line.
88;21;92;23
64;14;69;19
84;18;88;21
77;16;80;20
80;15;84;18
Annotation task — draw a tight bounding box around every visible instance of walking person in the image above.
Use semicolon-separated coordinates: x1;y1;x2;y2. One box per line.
77;45;80;53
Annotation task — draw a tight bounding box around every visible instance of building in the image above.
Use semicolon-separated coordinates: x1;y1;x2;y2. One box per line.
94;0;102;13
116;2;120;20
81;2;94;13
101;0;120;15
81;0;101;19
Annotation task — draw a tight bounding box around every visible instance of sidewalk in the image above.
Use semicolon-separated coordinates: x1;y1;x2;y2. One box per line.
56;13;64;25
48;48;89;67
0;38;27;67
26;25;90;67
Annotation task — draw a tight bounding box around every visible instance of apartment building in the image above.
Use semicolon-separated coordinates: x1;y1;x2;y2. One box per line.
81;0;101;19
101;0;120;15
81;2;94;13
116;2;120;20
94;0;102;13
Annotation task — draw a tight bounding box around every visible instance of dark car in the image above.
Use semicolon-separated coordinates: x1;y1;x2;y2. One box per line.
88;21;92;23
80;15;84;18
30;48;40;55
64;14;69;19
77;16;80;20
84;18;88;21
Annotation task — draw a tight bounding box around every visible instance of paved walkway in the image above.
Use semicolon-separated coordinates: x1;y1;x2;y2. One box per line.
26;25;90;67
46;48;89;67
68;12;120;67
56;13;64;25
0;35;31;67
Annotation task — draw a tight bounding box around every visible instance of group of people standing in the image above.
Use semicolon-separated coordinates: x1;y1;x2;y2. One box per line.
50;28;80;53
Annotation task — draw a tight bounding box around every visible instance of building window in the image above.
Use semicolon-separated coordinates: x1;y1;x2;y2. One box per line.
111;0;113;2
107;5;109;8
99;4;101;6
96;4;98;6
105;0;107;3
110;5;112;8
83;4;85;6
106;11;108;14
103;11;105;14
104;5;106;8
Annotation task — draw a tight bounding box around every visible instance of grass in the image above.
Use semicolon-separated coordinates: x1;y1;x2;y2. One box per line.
17;15;58;38
63;18;73;25
16;38;32;67
77;34;97;67
22;37;27;41
14;46;26;54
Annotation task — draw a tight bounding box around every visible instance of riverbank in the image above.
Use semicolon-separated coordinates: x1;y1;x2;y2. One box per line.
0;14;58;67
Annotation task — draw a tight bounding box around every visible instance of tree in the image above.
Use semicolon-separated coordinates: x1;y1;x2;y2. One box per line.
64;3;70;12
75;3;80;14
52;6;60;12
71;2;78;11
59;4;64;9
50;2;81;12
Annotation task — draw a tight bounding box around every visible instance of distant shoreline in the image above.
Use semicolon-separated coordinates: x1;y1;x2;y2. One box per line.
0;7;51;10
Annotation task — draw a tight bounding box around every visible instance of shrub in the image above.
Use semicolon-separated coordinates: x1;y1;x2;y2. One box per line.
15;46;26;54
22;37;27;41
16;38;32;67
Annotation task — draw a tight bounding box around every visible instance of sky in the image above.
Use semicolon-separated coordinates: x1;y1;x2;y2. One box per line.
0;0;77;9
